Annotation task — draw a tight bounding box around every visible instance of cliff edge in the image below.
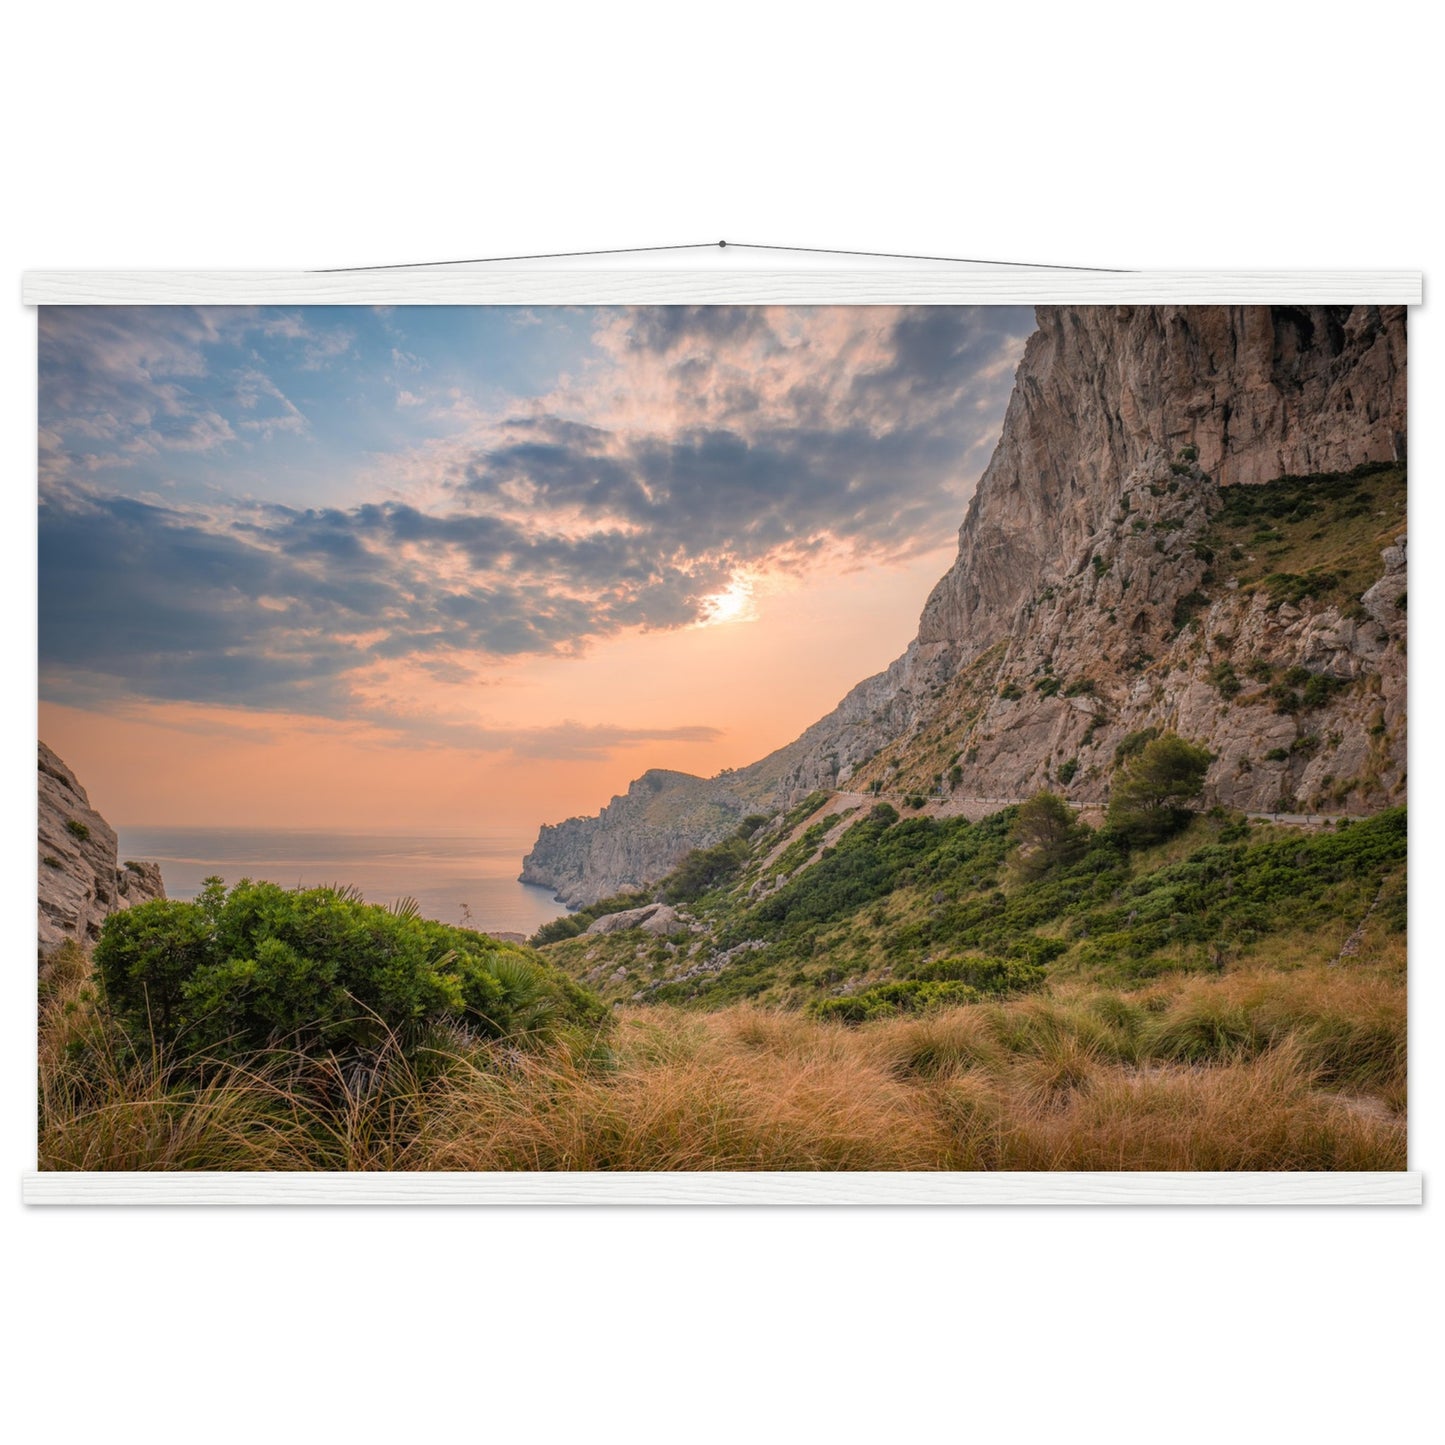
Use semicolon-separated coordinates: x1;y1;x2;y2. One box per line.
38;742;165;956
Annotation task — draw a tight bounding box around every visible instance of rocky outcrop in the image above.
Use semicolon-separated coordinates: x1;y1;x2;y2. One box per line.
524;305;1408;906
915;305;1406;657
38;742;165;956
520;768;765;907
778;305;1407;812
584;902;689;938
851;453;1406;813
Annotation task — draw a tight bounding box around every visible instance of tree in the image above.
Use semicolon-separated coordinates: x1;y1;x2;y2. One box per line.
1009;791;1086;880
1106;732;1212;844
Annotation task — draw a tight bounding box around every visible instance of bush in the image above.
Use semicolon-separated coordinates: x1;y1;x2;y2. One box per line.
96;879;604;1064
66;819;90;841
909;956;1047;994
662;835;750;902
812;980;983;1024
1208;662;1241;700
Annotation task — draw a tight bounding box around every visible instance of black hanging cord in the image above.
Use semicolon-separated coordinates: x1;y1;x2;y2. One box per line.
313;240;1130;274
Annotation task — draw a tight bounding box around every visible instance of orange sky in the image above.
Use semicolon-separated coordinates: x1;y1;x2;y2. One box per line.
39;543;955;832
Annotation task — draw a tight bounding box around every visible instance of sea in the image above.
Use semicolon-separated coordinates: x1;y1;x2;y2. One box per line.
113;827;571;939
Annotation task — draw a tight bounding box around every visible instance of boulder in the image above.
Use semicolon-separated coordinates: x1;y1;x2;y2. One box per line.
585;902;688;938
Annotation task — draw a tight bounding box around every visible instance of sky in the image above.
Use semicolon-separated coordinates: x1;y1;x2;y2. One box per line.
38;303;1034;833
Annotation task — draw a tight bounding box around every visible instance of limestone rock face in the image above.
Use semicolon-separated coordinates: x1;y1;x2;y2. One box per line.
523;305;1408;907
38;742;166;957
777;304;1407;814
915;305;1406;658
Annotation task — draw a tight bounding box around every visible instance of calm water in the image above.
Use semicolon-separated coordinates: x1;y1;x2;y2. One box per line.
114;827;570;938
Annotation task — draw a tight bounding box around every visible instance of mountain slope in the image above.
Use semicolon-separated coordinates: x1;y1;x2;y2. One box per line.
521;305;1407;908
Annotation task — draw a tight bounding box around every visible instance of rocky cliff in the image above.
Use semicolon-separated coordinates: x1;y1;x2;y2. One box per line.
38;742;165;956
520;768;765;907
523;305;1408;907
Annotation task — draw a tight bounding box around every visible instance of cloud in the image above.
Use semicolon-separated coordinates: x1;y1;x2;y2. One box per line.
39;304;1034;730
430;719;726;761
37;306;364;483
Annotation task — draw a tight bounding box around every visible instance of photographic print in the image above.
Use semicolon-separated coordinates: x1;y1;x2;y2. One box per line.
36;300;1408;1178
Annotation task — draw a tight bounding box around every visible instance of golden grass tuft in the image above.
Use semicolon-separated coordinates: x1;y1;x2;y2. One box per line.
38;950;1407;1172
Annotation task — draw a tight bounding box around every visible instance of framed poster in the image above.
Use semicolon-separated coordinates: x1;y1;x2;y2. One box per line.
25;262;1421;1203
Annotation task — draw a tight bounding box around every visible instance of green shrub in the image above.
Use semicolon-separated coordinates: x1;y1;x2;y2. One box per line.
812;980;983;1024
999;681;1023;701
1268;668;1345;715
662;835;750;902
908;956;1047;994
1265;571;1339;609
532;886;652;945
1172;590;1210;632
1208;661;1241;699
65;819;90;841
96;879;603;1064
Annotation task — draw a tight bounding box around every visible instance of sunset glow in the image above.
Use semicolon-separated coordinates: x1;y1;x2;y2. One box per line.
698;577;757;627
38;304;1033;833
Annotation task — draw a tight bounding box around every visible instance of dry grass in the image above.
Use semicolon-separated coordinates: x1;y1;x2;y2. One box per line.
38;948;1406;1172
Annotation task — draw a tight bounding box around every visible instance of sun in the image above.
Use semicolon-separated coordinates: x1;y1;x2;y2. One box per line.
698;577;757;626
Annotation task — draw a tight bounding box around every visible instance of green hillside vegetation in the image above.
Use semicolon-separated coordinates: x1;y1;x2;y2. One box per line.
1203;461;1405;613
535;781;1405;1015
40;784;1406;1173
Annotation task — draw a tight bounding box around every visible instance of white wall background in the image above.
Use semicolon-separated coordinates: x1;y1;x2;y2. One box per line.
2;3;1438;1440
